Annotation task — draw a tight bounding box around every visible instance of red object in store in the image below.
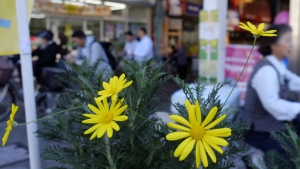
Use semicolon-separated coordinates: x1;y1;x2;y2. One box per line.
225;45;262;104
239;0;271;22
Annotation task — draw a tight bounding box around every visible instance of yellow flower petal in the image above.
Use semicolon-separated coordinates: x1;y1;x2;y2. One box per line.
111;99;124;113
247;21;257;31
196;140;201;168
103;82;111;90
169;115;192;128
199;140;208;167
167;122;190;132
103;98;109;113
202;137;223;154
260;33;277;37
113;105;128;117
205;128;232;137
239;22;248;27
82;118;101;124
94;97;106;112
97;124;108;138
97;92;111;99
110;99;117;112
257;23;265;31
82;114;99;119
264;30;277;33
112;94;118;100
179;139;196;161
2;130;10;146
122;80;133;89
205;115;226;130
87;104;102;115
119;74;125;83
203;135;228;146
166;132;190;141
11;104;18;115
202;139;217;163
107;123;113;138
174;137;193;157
113;115;128;121
90;126;101;140
201;107;218;127
239;25;252;32
111;121;120;131
195;100;201;125
84;123;102;134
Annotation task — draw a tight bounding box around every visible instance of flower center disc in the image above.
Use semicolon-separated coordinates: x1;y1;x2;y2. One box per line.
190;125;205;140
101;113;113;124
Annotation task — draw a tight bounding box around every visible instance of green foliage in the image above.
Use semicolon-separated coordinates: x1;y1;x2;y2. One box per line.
38;59;248;169
260;124;300;169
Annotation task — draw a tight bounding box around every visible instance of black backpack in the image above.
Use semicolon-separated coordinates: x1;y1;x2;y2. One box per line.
92;41;117;70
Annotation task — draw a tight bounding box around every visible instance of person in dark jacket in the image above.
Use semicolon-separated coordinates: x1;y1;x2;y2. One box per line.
170;45;188;79
32;30;60;85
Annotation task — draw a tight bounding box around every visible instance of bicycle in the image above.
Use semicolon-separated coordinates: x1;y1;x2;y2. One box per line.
0;57;65;121
0;57;16;121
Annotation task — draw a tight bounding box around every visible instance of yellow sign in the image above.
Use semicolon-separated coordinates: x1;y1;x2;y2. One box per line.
0;0;34;56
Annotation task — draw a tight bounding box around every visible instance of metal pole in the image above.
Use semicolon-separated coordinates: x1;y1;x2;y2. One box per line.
15;0;41;168
154;0;165;63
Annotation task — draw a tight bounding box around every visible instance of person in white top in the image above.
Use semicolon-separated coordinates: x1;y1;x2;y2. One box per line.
243;24;300;154
133;27;154;61
124;31;138;59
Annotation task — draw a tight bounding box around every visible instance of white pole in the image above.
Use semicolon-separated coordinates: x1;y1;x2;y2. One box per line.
15;0;41;168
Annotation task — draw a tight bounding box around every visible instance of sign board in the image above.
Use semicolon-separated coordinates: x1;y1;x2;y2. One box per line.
34;0;111;17
199;0;227;84
185;2;202;15
225;45;262;105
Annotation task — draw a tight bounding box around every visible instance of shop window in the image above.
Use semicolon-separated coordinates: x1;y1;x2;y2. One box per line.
29;18;46;35
128;6;147;19
87;21;100;40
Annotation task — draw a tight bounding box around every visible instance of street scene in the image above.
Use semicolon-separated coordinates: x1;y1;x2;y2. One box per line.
0;0;298;169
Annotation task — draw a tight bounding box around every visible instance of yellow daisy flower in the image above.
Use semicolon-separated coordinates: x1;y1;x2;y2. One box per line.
239;22;277;37
97;74;133;101
2;104;18;146
166;100;231;168
82;98;128;140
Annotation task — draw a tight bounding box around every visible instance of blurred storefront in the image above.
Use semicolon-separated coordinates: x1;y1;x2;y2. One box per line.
160;0;202;59
227;0;290;44
225;0;291;103
29;0;154;53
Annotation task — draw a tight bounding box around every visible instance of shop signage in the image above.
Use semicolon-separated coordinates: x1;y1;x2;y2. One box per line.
185;2;202;15
225;45;261;104
34;0;111;17
198;0;227;84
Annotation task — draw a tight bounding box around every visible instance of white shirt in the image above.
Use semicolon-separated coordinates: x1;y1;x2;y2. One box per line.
124;40;138;59
251;55;300;121
133;35;153;61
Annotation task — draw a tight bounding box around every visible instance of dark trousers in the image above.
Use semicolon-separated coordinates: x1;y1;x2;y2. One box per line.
177;65;188;79
245;128;285;154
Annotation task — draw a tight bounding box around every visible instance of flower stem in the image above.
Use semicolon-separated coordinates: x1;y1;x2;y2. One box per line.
104;135;117;169
223;38;257;106
17;106;82;126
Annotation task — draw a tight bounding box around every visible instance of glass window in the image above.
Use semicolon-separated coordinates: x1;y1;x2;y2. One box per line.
87;21;100;40
29;18;46;35
128;6;147;19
